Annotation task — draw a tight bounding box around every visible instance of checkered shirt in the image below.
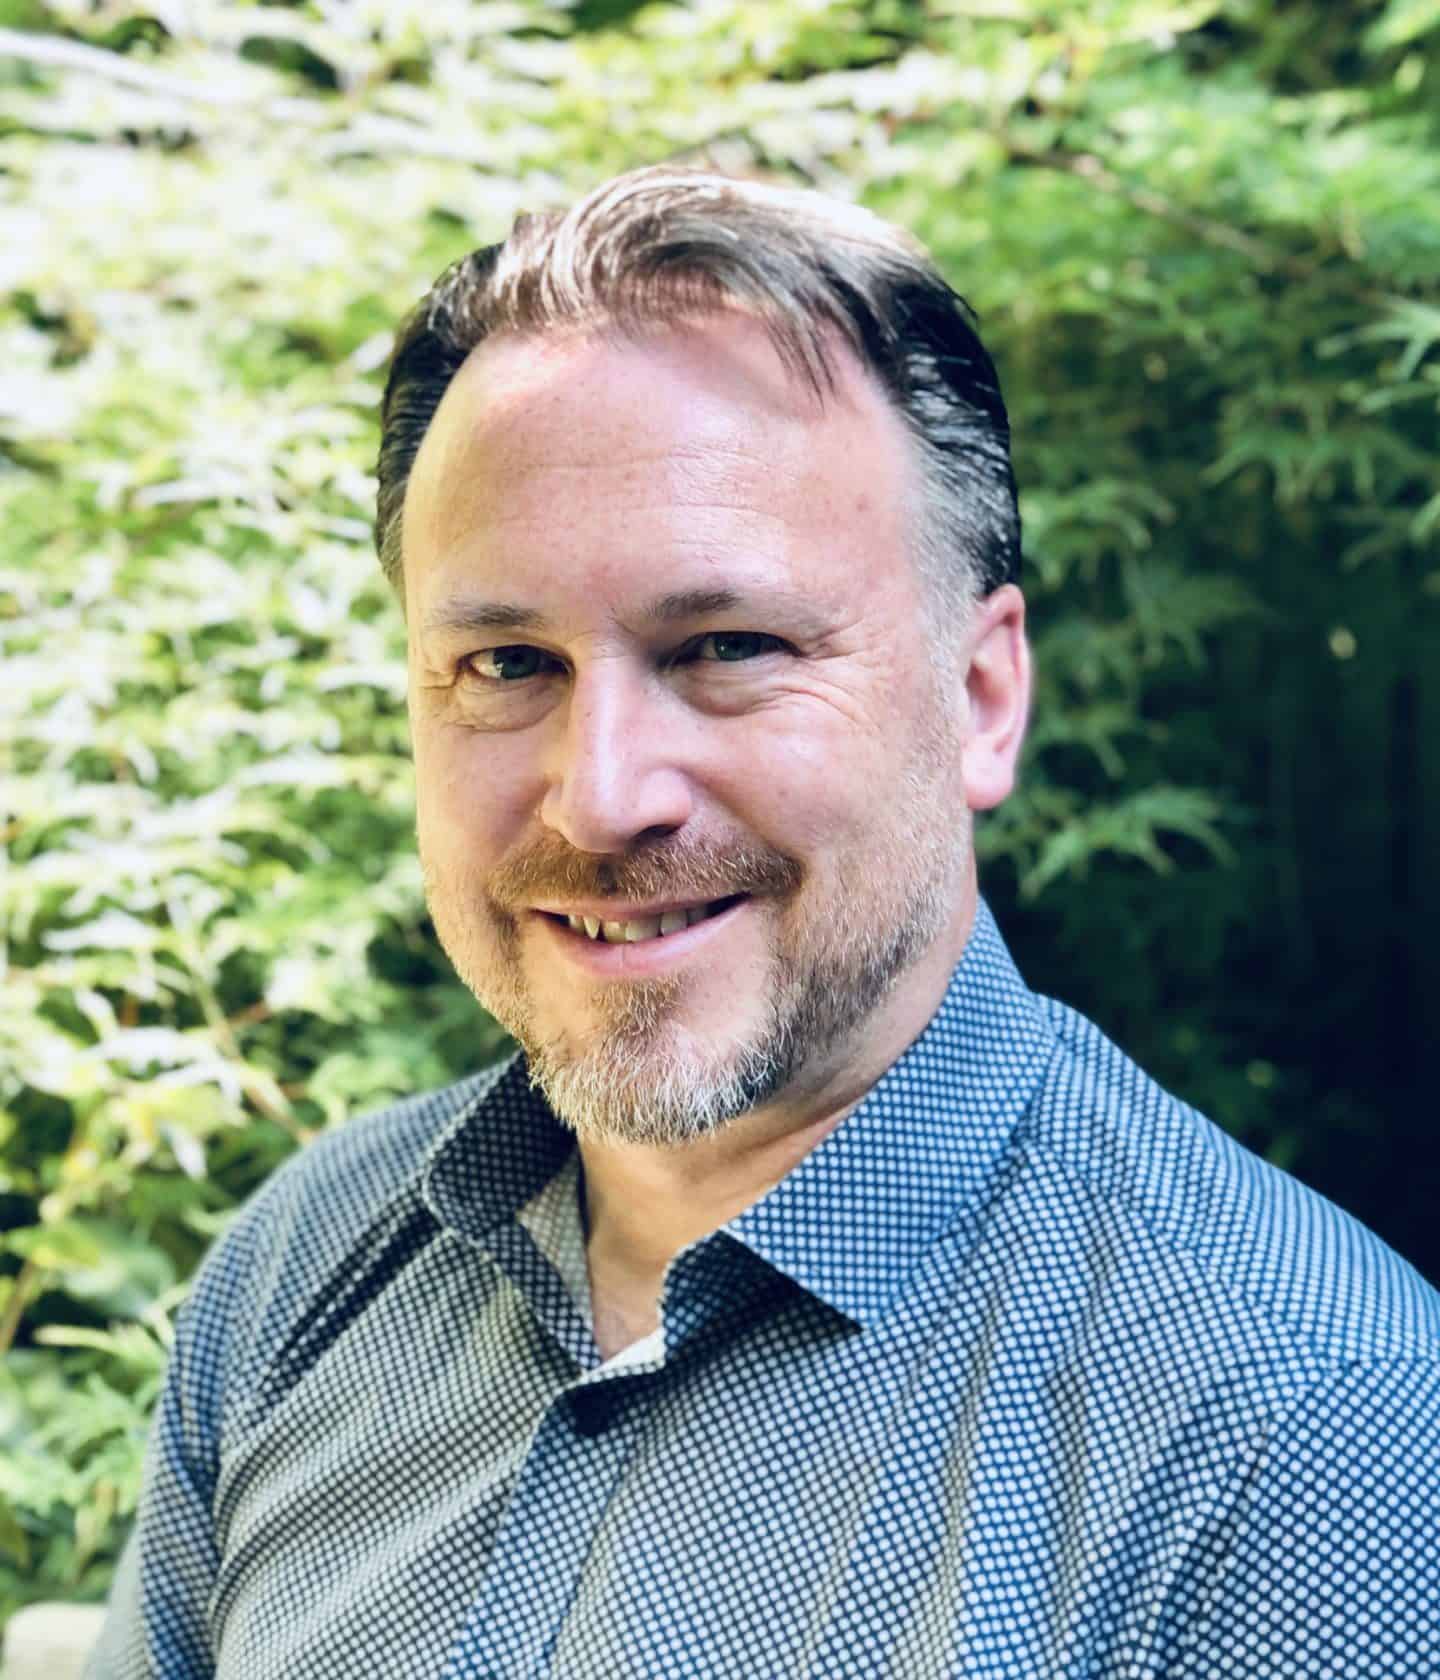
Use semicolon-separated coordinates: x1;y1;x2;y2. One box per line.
89;900;1440;1677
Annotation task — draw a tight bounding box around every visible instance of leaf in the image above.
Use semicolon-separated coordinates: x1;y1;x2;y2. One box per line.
0;1494;31;1570
1321;300;1440;382
5;1218;177;1319
1365;0;1440;50
1020;786;1235;899
42;909;162;954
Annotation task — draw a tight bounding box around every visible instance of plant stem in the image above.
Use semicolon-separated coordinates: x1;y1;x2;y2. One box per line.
0;1258;40;1360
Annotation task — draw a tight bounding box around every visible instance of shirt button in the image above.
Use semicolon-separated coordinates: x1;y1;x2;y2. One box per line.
570;1387;621;1437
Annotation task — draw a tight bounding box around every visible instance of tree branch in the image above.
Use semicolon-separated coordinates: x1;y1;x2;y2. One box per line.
0;25;254;105
1006;140;1397;310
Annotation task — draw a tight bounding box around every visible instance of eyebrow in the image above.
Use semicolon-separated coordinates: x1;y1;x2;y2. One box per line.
421;586;807;639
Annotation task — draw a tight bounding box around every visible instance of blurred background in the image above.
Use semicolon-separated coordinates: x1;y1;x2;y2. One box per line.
2;0;1437;1624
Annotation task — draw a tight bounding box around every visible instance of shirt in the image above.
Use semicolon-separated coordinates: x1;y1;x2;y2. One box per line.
89;899;1440;1678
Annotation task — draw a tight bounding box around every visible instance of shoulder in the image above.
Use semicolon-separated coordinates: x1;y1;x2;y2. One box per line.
175;1059;517;1423
249;1061;511;1233
222;1059;511;1277
1018;997;1440;1373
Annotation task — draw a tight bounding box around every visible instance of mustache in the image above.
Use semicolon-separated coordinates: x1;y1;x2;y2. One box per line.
486;833;802;911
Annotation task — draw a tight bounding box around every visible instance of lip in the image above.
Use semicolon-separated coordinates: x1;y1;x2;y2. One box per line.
529;895;751;977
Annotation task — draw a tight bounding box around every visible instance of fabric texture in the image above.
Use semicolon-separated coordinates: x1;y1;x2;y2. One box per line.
89;900;1440;1678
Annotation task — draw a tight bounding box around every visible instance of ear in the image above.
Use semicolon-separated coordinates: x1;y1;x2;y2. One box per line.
958;584;1031;812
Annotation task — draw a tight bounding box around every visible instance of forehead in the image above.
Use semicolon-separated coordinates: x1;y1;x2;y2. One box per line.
401;312;918;621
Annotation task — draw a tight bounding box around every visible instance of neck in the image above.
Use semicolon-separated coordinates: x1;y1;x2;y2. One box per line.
579;1098;853;1279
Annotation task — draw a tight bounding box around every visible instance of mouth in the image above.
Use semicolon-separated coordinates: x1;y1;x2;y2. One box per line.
530;893;753;975
538;893;749;946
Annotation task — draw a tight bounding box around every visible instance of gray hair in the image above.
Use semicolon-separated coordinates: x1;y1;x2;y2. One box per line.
375;166;1021;627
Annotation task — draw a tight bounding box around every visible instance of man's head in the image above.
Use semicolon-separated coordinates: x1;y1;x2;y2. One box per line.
377;167;1021;644
380;168;1031;1148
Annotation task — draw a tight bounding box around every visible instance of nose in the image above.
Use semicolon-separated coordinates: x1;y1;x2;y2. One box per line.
538;663;693;852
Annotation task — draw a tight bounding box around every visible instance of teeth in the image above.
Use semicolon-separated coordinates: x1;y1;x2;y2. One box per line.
561;899;737;944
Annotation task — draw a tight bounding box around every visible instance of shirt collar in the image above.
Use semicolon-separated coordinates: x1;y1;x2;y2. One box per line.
422;897;1056;1326
421;1051;568;1246
723;897;1056;1326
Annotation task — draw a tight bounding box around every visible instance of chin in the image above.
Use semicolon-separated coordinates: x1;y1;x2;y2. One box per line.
524;1026;787;1150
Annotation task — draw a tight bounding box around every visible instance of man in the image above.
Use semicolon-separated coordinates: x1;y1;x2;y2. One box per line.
92;167;1439;1678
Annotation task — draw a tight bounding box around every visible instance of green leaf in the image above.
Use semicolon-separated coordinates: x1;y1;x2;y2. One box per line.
0;1495;30;1571
1365;0;1440;50
6;1219;177;1319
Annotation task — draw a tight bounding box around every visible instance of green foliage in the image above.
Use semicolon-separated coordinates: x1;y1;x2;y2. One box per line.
3;0;1437;1622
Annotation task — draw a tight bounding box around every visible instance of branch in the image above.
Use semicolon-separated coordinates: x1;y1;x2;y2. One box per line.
0;29;484;165
164;893;306;1141
0;1257;40;1360
0;25;254;105
1006;141;1398;311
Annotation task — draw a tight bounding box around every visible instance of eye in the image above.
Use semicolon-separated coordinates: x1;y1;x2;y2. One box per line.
464;645;560;683
690;632;786;664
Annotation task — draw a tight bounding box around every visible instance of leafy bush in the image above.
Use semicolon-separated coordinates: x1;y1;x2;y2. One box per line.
3;0;1437;1621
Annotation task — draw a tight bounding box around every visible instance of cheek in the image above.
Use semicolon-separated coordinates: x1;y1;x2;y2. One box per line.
414;730;531;864
715;717;890;858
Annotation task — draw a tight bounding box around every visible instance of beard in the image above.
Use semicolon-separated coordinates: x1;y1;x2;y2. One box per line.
419;714;967;1150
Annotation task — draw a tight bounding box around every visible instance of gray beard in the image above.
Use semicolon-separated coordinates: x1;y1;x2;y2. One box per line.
470;849;956;1150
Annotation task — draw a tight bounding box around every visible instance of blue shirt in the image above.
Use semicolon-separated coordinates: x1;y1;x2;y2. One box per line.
90;901;1440;1678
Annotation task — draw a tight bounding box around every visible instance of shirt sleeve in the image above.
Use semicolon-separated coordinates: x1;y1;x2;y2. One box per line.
82;1094;457;1677
84;1293;222;1680
1163;1357;1440;1679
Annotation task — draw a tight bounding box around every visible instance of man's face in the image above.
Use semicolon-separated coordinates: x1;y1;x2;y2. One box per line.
403;313;990;1147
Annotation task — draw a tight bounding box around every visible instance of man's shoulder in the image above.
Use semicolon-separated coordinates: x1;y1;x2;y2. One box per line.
1019;996;1440;1371
233;1058;514;1261
183;1060;515;1372
277;1062;506;1197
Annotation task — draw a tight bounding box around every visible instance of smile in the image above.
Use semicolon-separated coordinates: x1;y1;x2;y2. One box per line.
531;895;752;975
543;894;747;945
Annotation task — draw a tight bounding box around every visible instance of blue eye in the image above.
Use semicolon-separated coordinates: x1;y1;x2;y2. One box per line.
469;646;553;682
463;635;783;688
696;632;782;663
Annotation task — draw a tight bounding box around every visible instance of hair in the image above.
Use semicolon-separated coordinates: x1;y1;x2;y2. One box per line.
375;166;1021;632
